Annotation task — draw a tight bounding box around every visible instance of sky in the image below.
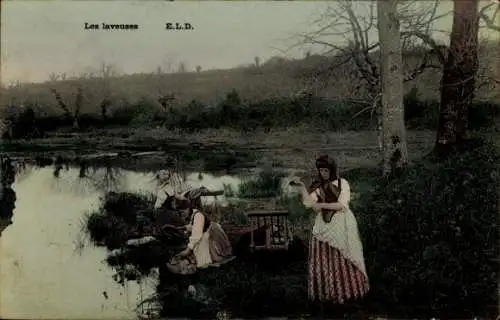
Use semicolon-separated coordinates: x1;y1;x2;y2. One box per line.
1;0;498;85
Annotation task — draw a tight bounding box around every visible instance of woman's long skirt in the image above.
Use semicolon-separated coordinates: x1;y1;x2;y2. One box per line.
308;237;369;304
208;222;233;263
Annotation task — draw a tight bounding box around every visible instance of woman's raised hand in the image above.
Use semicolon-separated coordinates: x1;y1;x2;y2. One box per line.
288;177;304;187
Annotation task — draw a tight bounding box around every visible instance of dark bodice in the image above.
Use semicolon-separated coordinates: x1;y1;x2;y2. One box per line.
308;178;342;223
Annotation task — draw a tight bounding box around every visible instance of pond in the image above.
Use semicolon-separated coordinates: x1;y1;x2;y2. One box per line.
0;165;245;319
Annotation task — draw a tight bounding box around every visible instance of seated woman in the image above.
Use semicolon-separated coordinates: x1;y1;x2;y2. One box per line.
167;188;234;274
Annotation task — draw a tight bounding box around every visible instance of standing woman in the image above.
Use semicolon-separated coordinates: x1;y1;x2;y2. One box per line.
291;155;369;316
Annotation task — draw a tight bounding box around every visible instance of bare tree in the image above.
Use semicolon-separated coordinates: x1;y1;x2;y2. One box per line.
48;72;68;82
254;56;260;68
177;62;187;73
478;2;500;94
50;87;85;130
479;2;500;32
377;0;408;177
162;58;174;73
99;61;119;78
290;0;447;160
100;98;112;120
295;1;449;97
48;73;59;81
92;62;116;120
433;0;480;157
7;80;21;89
196;65;202;73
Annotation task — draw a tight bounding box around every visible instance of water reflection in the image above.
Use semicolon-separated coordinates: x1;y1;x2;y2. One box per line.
0;165;241;319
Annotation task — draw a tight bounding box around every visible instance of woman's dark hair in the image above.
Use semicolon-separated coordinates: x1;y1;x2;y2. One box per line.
161;192;203;214
311;155;341;223
160;195;176;210
315;154;338;181
309;155;340;193
174;198;192;210
190;197;202;209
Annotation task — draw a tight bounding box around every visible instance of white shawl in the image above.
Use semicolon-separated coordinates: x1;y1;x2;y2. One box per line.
307;178;367;277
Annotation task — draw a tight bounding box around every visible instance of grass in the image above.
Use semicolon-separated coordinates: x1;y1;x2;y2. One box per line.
223;167;288;198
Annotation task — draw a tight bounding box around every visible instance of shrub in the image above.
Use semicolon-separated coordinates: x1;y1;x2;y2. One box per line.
6;87;499;137
110;98;161;128
83;191;188;285
237;168;287;198
177;99;206;130
468;102;500;130
355;137;500;318
217;201;249;226
4;105;45;139
404;88;440;130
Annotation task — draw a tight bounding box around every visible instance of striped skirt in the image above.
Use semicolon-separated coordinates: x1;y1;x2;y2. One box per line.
308;237;369;304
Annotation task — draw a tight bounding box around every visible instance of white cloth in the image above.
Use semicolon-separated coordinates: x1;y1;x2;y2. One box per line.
187;210;212;268
126;236;156;246
154;169;189;208
153;184;176;209
305;178;368;278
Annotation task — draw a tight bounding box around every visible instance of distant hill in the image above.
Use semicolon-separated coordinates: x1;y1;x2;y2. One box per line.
1;45;498;118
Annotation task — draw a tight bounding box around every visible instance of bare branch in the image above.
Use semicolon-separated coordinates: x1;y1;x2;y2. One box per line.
403;55;441;83
351;93;381;119
288;0;447;98
48;73;59;81
479;3;500;32
400;30;447;64
50;89;71;116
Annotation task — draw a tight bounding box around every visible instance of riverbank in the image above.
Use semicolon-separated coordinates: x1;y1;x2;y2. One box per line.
2;128;437;171
79;136;500;319
5;131;493;319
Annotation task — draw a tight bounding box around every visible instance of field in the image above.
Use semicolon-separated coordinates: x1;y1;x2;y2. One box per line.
2;45;499;122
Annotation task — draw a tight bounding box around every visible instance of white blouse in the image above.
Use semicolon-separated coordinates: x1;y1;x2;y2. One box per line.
154;184;175;209
187;210;212;268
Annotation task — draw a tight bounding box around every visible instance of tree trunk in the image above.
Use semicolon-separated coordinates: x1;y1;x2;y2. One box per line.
494;2;500;104
377;0;408;177
434;0;479;157
72;88;83;131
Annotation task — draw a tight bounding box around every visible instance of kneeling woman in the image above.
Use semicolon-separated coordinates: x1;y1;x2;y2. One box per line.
167;190;234;274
